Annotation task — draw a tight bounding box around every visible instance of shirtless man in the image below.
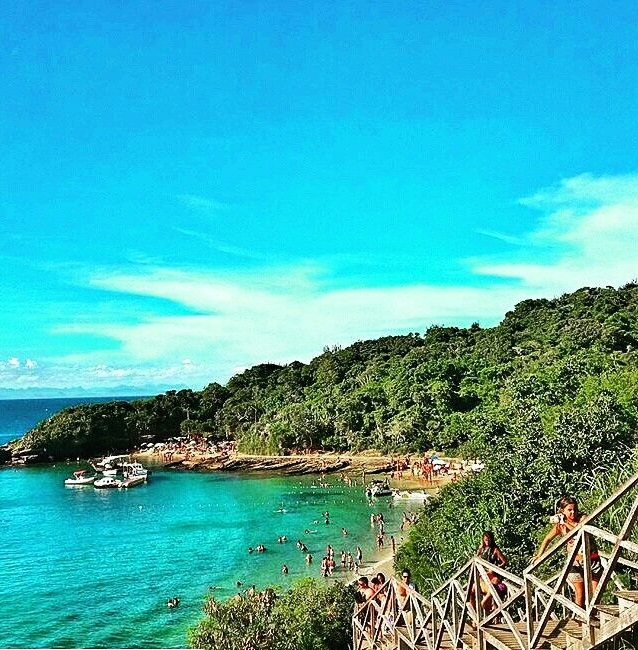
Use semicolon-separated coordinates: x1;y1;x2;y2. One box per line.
357;576;375;603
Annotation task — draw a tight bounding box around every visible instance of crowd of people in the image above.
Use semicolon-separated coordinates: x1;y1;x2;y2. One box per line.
355;494;600;623
234;472;422;599
140;436;237;463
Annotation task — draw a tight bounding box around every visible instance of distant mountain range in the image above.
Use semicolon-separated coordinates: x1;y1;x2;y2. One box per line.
0;384;189;400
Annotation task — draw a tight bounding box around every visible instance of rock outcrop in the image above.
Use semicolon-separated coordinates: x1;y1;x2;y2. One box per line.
169;453;394;476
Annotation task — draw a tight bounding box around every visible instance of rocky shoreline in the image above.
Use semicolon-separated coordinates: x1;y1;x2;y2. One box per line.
159;452;395;476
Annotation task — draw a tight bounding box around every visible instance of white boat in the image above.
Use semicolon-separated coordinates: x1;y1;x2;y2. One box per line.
64;470;96;486
392;489;431;502
366;480;392;498
94;476;122;489
119;475;146;489
92;454;129;475
122;461;149;480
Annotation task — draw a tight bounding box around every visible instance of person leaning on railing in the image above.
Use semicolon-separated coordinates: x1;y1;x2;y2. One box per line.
532;495;603;608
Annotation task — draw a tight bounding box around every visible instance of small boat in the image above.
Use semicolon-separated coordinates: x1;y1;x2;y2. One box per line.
122;461;149;480
94;476;122;489
119;475;146;489
366;480;392;498
92;454;129;475
392;489;431;502
64;470;96;486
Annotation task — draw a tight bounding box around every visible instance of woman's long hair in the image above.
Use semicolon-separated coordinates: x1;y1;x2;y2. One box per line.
557;495;580;519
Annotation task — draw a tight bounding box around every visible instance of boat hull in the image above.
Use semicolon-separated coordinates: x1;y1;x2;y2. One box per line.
119;475;146;489
94;477;122;489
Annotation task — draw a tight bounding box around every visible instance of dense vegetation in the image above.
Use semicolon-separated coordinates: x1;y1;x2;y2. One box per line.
11;282;638;649
188;579;355;650
16;283;638;466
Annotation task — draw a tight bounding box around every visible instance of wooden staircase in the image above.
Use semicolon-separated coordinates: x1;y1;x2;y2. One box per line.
353;473;638;650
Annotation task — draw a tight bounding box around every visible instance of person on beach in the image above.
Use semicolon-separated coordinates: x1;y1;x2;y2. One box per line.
533;495;602;608
356;545;363;564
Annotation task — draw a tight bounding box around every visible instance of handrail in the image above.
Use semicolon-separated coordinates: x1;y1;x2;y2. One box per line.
353;471;638;650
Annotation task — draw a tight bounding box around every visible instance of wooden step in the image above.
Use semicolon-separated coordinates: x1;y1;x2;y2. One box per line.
593;604;619;626
480;622;536;650
614;590;638;613
536;618;584;650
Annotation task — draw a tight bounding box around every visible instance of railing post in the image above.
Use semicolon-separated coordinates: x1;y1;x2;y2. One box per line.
430;587;437;650
474;561;484;650
524;571;534;650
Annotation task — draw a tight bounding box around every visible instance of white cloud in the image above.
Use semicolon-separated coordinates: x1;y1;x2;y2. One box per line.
25;359;37;368
8;357;20;368
178;194;229;212
474;172;638;293
3;172;637;394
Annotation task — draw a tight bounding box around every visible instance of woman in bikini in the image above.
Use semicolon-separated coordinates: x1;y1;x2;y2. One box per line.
474;531;508;614
533;496;603;608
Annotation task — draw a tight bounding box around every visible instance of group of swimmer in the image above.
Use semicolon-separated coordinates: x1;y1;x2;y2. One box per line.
248;544;267;553
242;494;414;584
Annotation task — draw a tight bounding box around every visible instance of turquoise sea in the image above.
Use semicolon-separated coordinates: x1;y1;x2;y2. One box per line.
0;398;417;648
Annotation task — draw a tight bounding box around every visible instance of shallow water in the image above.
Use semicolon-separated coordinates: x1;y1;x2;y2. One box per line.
0;397;420;648
0;464;416;648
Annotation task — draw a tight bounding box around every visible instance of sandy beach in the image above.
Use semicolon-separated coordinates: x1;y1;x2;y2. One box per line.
136;447;461;491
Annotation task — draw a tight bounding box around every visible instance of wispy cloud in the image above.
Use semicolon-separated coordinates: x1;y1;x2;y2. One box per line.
173;227;263;259
5;172;638;393
475;172;638;292
177;194;230;213
475;229;525;246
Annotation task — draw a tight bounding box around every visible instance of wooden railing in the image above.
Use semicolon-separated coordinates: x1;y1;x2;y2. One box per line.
352;576;432;650
524;472;638;648
353;472;638;650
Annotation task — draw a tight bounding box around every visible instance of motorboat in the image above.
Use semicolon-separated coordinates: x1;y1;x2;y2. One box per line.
392;489;431;502
122;461;149;480
366;479;392;498
94;476;122;489
64;470;96;486
119;475;146;489
92;454;129;475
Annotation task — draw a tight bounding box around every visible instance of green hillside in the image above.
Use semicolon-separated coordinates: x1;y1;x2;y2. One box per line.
14;282;638;470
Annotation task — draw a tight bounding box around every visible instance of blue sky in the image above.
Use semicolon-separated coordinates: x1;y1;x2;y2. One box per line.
2;1;638;395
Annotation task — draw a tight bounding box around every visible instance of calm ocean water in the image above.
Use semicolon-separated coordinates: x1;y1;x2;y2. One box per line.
0;398;416;648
